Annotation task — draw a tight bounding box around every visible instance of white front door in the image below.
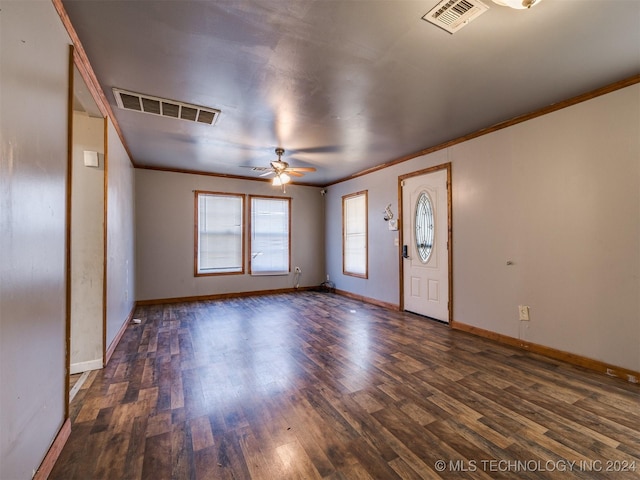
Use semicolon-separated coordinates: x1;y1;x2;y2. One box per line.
402;168;449;322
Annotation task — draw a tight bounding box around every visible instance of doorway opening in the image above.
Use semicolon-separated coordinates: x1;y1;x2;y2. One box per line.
67;59;106;408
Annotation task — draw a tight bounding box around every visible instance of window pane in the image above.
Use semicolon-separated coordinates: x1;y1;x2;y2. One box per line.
251;197;290;274
197;193;243;274
343;192;367;277
415;191;434;263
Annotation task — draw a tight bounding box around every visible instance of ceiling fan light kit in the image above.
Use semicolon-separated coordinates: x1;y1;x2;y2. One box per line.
245;148;317;192
272;173;291;186
492;0;541;9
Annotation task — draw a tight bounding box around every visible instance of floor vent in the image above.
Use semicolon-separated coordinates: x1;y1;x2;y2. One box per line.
112;88;221;125
422;0;489;34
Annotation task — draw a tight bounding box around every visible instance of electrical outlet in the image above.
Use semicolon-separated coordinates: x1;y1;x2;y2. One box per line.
326;274;330;281
518;305;530;321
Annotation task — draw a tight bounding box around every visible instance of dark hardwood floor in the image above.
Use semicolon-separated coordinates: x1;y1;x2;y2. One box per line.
51;292;640;479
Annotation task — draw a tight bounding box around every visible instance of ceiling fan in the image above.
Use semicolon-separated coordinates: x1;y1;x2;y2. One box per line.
252;148;316;191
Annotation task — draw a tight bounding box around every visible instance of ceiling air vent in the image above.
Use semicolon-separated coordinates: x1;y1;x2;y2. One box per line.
112;88;221;125
422;0;489;34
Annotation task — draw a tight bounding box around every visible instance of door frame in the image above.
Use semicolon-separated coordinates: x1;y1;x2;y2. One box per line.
66;46;109;418
398;162;453;324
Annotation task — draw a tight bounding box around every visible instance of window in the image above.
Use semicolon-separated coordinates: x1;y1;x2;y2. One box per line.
195;191;244;275
250;196;290;275
415;191;434;263
343;191;368;278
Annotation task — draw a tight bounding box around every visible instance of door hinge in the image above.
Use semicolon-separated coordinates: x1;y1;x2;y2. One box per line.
401;180;405;187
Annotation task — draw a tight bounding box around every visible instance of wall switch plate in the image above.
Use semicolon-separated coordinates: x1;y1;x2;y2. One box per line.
519;305;530;321
83;150;99;167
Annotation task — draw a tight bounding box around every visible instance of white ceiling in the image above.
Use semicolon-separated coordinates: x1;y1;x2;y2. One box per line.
63;0;640;185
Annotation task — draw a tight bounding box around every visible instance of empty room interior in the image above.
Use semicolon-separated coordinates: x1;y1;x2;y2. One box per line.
1;0;639;479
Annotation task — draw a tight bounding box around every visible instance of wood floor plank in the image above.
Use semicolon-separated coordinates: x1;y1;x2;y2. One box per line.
171;420;195;480
276;439;324;479
50;292;640;479
280;389;344;476
321;386;399;464
388;457;428;480
190;415;215;452
123;416;148;480
504;383;640;447
237;427;288;480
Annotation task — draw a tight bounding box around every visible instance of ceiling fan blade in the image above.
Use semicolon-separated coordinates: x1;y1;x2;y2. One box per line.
289;145;342;154
259;171;275;177
239;165;269;171
286;171;304;177
286;167;316;172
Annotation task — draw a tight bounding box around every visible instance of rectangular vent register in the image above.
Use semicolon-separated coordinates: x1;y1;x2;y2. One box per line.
113;88;221;125
422;0;489;34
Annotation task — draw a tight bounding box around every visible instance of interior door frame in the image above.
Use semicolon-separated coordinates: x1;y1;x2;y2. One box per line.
398;162;453;324
66;45;109;417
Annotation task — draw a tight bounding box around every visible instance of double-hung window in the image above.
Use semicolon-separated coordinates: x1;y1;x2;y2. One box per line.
195;191;244;275
343;190;368;278
250;196;290;275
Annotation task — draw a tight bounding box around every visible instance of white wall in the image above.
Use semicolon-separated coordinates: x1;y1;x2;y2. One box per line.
0;2;70;478
135;169;325;301
71;112;104;373
325;84;640;372
106;119;136;349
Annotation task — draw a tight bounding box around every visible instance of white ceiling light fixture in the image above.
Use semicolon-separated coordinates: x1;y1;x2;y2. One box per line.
492;0;541;9
272;173;291;186
272;172;291;194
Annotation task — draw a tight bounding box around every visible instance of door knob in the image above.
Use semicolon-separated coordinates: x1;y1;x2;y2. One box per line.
402;245;410;259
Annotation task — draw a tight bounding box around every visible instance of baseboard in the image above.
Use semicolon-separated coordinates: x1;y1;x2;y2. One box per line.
136;286;316;306
70;358;102;375
69;371;91;403
34;417;71;480
334;288;400;311
453;321;640;384
104;304;136;366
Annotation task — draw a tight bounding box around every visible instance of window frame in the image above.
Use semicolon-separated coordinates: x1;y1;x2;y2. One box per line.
249;195;291;276
342;190;368;279
194;190;245;277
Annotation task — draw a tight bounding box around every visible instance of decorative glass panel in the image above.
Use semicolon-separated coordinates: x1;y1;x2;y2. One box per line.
415;191;434;263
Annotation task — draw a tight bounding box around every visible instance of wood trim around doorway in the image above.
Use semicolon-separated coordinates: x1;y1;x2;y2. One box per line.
397;162;453;325
64;45;74;421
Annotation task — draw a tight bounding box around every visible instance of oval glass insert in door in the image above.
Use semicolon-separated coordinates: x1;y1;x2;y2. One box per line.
415;191;434;263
